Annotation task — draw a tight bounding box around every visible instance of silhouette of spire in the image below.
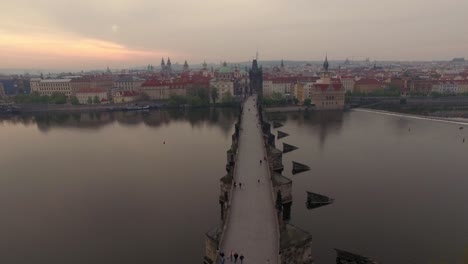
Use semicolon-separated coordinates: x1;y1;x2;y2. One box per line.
161;58;165;67
323;54;329;72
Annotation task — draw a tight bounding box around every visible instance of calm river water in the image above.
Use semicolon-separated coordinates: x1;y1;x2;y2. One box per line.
0;108;467;264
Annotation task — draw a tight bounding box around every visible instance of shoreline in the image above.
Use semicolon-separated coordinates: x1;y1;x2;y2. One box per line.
0;102;239;116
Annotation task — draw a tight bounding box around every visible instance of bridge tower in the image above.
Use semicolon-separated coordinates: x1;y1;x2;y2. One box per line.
249;56;263;96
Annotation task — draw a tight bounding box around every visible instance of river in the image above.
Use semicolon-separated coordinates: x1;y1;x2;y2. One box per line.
267;109;468;264
0;109;237;264
0;108;467;263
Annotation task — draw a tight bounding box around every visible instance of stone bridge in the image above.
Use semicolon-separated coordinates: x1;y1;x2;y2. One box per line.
204;95;313;264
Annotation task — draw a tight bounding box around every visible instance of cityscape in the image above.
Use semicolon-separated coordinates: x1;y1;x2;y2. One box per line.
1;1;468;264
1;56;468;112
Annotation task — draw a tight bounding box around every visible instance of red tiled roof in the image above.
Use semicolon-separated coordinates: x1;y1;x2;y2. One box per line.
313;83;343;91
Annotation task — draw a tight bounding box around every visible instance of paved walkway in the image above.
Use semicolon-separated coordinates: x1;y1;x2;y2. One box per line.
220;95;279;264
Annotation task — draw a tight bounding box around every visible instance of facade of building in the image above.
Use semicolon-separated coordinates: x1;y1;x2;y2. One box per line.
76;88;109;104
354;78;382;93
114;76;145;91
340;75;355;92
210;79;234;99
30;79;72;96
0;83;5;98
113;90;139;103
139;79;187;100
409;79;433;94
70;76;114;95
262;77;296;98
432;82;458;94
456;81;468;94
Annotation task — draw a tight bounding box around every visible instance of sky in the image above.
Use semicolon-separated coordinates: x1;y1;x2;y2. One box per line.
1;0;468;70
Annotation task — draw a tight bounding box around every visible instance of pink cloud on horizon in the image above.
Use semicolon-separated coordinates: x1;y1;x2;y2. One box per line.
0;32;180;69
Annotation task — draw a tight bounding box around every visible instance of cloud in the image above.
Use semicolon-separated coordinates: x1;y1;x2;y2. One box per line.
0;31;173;69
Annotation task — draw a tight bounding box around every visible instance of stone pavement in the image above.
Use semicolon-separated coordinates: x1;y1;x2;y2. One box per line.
220;95;279;264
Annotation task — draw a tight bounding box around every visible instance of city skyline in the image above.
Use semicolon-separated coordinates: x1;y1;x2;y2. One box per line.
2;0;468;70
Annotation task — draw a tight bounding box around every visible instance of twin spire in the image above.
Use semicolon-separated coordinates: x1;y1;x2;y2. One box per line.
161;57;172;67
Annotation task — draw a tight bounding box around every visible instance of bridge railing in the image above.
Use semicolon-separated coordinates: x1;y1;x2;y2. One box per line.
258;98;282;264
215;104;243;263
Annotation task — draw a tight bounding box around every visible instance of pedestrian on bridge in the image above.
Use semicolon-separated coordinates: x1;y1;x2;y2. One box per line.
234;182;237;188
219;252;225;264
239;254;244;263
234;252;239;262
239;182;242;189
260;159;262;165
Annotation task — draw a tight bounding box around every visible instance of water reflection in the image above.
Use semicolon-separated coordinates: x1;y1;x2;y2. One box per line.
267;110;345;149
0;108;237;136
267;110;468;264
0;107;238;264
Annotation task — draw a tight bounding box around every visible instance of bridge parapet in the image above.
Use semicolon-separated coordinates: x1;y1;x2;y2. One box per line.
204;106;242;264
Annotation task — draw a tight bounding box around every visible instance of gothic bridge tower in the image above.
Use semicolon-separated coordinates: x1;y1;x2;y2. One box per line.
249;58;263;96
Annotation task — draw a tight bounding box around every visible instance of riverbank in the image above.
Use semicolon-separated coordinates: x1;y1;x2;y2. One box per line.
264;106;308;113
0;101;239;115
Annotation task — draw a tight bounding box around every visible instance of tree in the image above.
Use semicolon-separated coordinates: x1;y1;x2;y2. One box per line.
293;97;299;105
221;92;235;105
87;96;92;104
70;96;80;105
93;95;100;104
168;94;187;107
304;98;312;106
50;92;67;104
137;92;150;102
210;87;219;105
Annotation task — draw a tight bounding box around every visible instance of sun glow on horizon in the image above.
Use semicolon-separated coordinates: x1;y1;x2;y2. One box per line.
0;31;175;69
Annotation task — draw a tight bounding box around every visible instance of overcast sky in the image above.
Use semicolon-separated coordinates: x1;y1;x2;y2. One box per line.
1;0;468;70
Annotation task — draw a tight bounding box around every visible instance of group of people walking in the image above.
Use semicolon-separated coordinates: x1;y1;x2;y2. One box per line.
233;181;243;189
218;251;245;264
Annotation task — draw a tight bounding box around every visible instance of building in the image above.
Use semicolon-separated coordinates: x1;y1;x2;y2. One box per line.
210;79;234;99
217;62;234;81
409;79;433;95
30;79;72;96
0;77;28;95
114;76;145;91
308;56;345;110
340;75;355;92
0;83;5;98
139;79;187;100
70;76;114;95
432;82;458;94
75;88;109;104
113;90;139;103
262;77;296;97
354;78;382;94
160;57;173;77
455;81;468;94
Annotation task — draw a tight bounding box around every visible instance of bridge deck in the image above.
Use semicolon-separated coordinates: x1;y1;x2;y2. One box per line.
220;95;279;264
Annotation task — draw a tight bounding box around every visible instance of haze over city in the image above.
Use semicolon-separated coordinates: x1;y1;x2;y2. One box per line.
2;0;468;70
